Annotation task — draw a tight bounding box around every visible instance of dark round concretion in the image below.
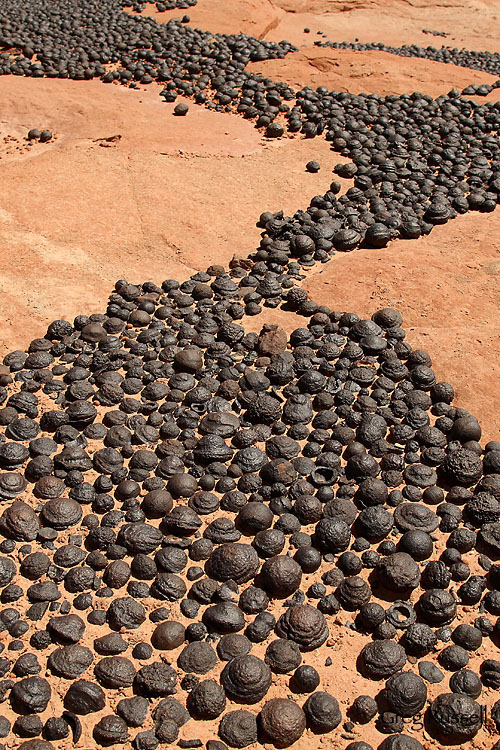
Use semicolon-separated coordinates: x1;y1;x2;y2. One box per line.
384;672;427;717
429;692;482;740
350;695;378;723
151;621;185;650
64;681;106;714
217;633;251;661
177;642;217;674
275;605;328;651
360;641;407;679
303;691;342;732
292;664;320;693
219;710;258;748
187;679;226;720
378;736;424;750
260;555;302;598
203;602;245;633
209;543;259;583
221;654;272;703
260;698;306;747
264;638;301;674
449;669;482;699
377;553;421;592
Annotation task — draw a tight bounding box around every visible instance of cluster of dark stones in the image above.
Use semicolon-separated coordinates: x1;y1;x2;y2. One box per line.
0;0;294;87
1;2;500;749
27;128;53;143
121;0;196;16
316;39;500;81
422;30;449;38
254;86;500;275
0;261;498;749
2;0;500;273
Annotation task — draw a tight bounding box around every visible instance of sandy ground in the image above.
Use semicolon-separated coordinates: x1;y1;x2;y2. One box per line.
0;77;347;350
1;1;500;749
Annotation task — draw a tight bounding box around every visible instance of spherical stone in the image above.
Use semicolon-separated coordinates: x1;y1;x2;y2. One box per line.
107;597;146;630
429;692;482;740
203;602;245;634
209;543;259;583
153;697;189;728
378;736;424;750
116;696;149;728
443;449;483;487
292;664;320;693
449;669;482;699
187;679;226;720
1;500;39;540
177;642;218;675
360;640;407;679
350;695;378;724
0;556;16;587
221;654;272;704
275;605;328;651
266;123;284;138
94;656;136;688
377;553;421;592
47;614;85;644
134;662;177;697
48;645;93;679
219;710;258;748
11;677;51;713
217;634;252;661
151;621;185;650
384;672;427;717
418;589;457;626
264;639;302;674
174;102;189;116
93;715;129;745
260;555;302;599
260;698;306;747
314;517;351;553
303;691;342;732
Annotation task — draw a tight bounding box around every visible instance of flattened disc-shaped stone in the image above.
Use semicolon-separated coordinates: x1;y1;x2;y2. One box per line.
360;640;407;679
0;472;27;499
41;497;83;529
479;522;500;553
209;543;259;584
0;500;39;540
393;503;438;533
48;645;94;679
